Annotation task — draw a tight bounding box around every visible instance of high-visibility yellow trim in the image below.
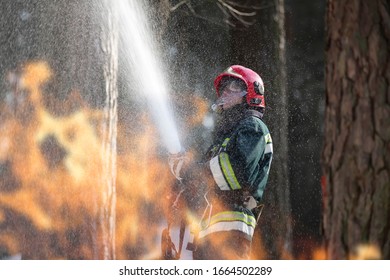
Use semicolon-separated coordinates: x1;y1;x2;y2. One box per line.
265;133;272;144
207;211;257;228
198;211;257;239
222;138;230;147
210;155;230;190
219;152;241;190
264;133;273;154
198;221;255;239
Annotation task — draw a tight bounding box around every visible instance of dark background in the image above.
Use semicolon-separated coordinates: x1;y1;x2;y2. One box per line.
0;0;326;259
159;0;326;258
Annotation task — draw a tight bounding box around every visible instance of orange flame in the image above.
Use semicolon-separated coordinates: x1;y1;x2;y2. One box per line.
0;61;210;259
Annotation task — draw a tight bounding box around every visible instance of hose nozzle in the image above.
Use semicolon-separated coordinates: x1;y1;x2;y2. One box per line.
168;149;187;181
211;103;223;113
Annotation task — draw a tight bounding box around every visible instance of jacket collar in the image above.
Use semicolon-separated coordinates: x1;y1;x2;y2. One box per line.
214;106;263;138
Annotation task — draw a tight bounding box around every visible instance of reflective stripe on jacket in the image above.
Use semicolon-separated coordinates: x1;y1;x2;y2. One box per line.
198;210;256;240
199;114;272;241
209;116;272;199
209;138;242;190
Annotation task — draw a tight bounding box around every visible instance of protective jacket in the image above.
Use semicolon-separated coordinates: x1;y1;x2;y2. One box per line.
193;108;273;244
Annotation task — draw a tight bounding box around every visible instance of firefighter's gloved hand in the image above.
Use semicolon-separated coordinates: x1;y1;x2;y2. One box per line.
243;195;258;210
168;150;187;181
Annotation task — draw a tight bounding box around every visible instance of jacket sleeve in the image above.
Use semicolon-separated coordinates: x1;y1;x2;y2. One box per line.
230;122;267;190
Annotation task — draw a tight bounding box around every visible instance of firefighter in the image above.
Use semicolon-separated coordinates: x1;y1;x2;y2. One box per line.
169;65;273;260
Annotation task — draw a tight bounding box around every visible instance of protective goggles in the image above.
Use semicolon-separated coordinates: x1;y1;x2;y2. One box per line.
213;78;247;112
218;77;247;96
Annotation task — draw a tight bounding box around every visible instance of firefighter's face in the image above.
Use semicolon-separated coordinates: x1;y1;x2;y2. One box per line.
216;79;247;110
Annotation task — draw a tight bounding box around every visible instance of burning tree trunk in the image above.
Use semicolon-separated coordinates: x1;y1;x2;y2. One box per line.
230;0;292;259
0;0;118;259
323;0;390;259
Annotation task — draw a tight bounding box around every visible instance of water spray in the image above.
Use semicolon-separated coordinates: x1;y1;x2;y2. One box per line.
116;0;183;155
115;0;188;259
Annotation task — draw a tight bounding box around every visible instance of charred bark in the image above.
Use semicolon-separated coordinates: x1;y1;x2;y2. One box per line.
323;0;390;259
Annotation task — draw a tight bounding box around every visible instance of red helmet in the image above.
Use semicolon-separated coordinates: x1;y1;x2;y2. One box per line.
214;65;265;108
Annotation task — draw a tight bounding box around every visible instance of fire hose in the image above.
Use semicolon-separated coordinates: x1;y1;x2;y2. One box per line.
161;182;187;260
